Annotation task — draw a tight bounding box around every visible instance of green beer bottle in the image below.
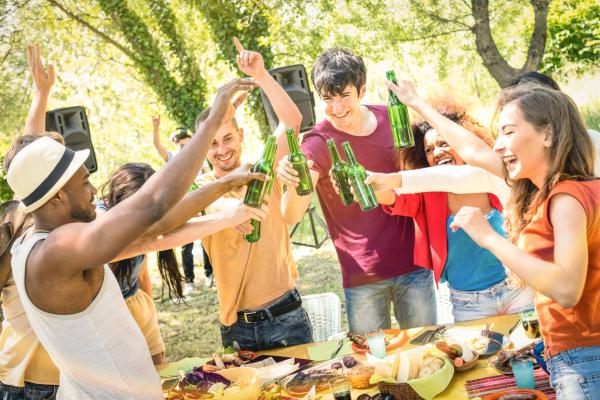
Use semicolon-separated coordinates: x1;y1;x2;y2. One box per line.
285;128;313;196
341;141;378;212
326;139;354;206
243;135;277;208
386;70;414;148
244;171;273;243
243;136;277;242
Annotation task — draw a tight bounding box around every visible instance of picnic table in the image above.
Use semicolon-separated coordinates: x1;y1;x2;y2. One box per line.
160;313;530;399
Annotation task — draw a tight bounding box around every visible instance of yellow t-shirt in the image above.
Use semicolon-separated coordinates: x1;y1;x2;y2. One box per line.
196;172;298;326
0;275;59;386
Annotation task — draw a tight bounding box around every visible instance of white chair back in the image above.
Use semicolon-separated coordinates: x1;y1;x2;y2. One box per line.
301;292;343;342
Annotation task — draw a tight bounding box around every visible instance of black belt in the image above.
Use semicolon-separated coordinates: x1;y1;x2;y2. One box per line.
238;294;302;324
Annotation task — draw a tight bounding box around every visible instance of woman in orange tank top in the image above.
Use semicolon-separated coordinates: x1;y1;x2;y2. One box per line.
386;79;600;399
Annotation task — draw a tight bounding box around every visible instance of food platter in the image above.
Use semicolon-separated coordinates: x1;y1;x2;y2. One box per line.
351;329;409;354
442;328;508;357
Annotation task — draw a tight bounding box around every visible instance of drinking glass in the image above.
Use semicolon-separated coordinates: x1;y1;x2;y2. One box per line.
329;376;352;400
520;309;541;339
510;356;535;389
366;329;387;359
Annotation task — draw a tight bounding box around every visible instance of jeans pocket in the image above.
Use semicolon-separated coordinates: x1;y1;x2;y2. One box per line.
275;307;306;326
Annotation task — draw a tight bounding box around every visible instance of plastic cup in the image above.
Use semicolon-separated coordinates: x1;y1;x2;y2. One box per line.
510;356;535;389
329;376;352;400
366;329;387;359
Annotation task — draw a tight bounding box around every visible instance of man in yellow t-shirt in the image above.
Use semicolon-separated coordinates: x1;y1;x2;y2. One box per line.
194;39;312;351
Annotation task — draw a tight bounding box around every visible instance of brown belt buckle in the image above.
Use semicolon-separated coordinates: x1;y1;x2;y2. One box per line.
243;311;257;323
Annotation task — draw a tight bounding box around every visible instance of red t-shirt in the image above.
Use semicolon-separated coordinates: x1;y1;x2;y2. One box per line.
520;180;600;355
301;105;419;288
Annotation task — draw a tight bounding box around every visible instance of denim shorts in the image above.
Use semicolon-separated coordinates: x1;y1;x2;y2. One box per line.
344;268;437;334
449;279;534;322
548;346;600;400
0;381;57;400
220;289;313;351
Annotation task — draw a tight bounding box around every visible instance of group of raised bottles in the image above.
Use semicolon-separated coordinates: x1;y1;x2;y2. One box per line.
241;70;414;242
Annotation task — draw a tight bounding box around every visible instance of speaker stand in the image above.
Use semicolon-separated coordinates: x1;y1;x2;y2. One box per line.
289;205;330;249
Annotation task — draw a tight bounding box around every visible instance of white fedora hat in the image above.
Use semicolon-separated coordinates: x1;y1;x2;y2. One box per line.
6;137;90;213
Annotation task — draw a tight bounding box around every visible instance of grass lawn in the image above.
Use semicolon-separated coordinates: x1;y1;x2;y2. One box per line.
152;215;350;362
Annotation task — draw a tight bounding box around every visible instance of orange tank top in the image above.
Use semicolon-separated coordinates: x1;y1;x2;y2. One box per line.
519;180;600;355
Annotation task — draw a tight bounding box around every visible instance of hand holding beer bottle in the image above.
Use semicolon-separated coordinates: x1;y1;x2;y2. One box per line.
243;135;277;242
342;142;378;211
327;139;354;205
276;156;315;190
285;128;313;196
386;70;414;148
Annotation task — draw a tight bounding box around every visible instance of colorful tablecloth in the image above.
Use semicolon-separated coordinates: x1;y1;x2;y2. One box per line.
466;368;555;399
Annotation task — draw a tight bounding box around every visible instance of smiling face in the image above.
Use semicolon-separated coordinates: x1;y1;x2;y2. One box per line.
62;166;97;222
320;84;366;133
423;129;465;167
207;120;243;177
493;101;552;185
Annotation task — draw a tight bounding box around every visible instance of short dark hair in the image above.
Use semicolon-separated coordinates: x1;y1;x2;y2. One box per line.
194;107;238;131
169;127;191;143
510;71;561;91
311;48;366;97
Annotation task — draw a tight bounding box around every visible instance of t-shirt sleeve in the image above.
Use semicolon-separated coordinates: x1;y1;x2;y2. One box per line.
301;132;330;179
382;193;423;218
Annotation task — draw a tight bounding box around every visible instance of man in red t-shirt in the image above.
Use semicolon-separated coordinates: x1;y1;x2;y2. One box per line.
277;48;436;334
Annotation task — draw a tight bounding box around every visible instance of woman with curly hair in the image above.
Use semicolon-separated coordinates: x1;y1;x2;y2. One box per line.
367;99;533;321
385;78;600;399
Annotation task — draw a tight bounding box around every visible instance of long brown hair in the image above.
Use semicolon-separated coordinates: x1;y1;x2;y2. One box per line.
0;201;33;289
100;163;184;299
396;99;493;171
497;84;595;242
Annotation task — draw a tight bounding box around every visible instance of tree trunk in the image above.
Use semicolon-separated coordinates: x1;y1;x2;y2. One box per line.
471;0;549;88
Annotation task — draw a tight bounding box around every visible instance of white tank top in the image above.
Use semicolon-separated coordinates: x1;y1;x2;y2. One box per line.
11;232;162;399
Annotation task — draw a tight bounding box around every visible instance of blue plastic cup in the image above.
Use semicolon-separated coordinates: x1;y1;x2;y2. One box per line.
510;356;535;389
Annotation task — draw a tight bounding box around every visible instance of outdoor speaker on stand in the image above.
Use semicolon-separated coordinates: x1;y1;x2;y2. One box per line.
45;106;98;173
260;64;316;133
261;64;329;247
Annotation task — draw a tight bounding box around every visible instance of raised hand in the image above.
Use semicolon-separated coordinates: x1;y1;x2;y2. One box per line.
385;79;421;109
152;115;160;131
364;171;402;193
233;203;269;235
27;44;55;93
209;77;256;126
449;206;499;249
223;163;269;189
276;156;314;189
233;37;266;79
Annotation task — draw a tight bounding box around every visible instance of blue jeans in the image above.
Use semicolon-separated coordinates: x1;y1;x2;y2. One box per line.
344;268;437;334
449;279;534;322
220;290;313;351
548;346;600;400
0;382;57;400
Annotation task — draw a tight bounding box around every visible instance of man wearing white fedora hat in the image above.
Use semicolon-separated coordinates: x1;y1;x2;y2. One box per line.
3;77;255;400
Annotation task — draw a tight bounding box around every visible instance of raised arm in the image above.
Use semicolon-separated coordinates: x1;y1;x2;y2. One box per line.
386;80;505;178
24;45;55;136
141;163;267;238
366;164;511;206
450;194;588;308
42;78;256;274
113;202;268;261
151;115;169;162
233;37;302;165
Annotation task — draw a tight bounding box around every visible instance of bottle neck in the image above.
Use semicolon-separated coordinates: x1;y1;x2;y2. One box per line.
262;136;277;165
327;142;342;163
286;130;300;153
342;144;358;164
386;71;401;104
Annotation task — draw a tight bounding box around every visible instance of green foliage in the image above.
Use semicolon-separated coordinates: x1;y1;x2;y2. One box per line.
0;171;13;203
194;0;275;137
542;0;600;75
96;0;207;129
